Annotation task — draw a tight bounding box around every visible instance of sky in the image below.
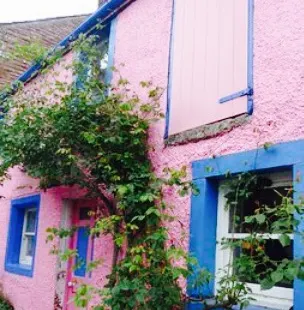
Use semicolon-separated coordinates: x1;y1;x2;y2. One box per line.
0;0;98;23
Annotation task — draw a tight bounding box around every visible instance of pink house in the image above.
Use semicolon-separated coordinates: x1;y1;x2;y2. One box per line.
0;0;304;309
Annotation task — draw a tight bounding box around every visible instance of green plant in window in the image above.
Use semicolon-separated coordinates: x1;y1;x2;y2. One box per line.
219;172;304;308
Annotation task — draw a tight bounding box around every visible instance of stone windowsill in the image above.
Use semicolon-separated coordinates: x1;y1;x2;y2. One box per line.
165;114;250;146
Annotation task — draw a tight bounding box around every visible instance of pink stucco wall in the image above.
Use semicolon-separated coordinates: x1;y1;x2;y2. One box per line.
114;0;304;248
0;168;69;309
0;0;303;309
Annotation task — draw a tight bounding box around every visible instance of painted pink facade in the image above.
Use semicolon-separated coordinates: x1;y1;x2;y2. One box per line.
0;0;303;309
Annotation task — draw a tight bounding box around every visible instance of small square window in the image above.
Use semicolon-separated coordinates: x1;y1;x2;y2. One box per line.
5;195;40;277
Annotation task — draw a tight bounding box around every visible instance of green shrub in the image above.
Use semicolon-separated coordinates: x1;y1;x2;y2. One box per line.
0;295;13;310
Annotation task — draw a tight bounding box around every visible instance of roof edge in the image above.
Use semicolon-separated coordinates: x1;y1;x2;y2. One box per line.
1;0;135;100
0;14;89;26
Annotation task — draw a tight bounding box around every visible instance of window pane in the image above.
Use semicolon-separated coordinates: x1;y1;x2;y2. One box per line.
100;53;108;70
79;208;91;220
228;183;291;233
234;239;293;288
91;40;109;81
25;235;35;257
25;209;37;233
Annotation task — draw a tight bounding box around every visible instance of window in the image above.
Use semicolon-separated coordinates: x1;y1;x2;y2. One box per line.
75;17;117;88
5;195;40;277
189;139;304;310
73;206;93;277
216;171;293;309
97;39;110;80
75;33;110;89
86;37;110;81
166;0;254;137
74;227;90;277
19;208;38;266
79;207;91;221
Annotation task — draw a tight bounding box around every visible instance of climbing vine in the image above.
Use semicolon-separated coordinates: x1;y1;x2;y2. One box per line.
0;35;195;310
1;33;304;310
0;295;13;310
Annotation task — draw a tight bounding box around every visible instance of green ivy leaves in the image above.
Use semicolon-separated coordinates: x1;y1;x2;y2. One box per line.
1;37;197;310
279;234;291;247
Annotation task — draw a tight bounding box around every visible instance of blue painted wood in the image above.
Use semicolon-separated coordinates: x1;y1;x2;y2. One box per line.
191;139;304;309
5;194;40;277
293;163;304;310
185;302;204;310
164;0;175;140
192;139;304;180
188;178;218;297
186;303;275;310
74;227;90;277
6;207;25;264
247;0;254;115
219;88;253;104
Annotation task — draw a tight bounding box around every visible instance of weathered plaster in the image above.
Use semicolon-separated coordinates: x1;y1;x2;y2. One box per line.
165;114;249;146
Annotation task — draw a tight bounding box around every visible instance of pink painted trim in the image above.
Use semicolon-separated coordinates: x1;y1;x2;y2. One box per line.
62;207;77;310
63;201;95;309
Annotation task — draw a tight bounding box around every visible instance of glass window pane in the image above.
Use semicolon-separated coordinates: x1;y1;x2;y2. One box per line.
25;235;35;257
25;209;37;233
79;208;91;220
234;239;293;288
98;40;109;80
100;53;109;70
228;181;292;233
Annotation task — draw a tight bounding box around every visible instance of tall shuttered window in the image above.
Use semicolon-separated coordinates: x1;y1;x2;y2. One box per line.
167;0;253;137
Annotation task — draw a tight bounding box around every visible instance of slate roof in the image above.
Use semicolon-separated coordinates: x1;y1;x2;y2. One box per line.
0;15;88;87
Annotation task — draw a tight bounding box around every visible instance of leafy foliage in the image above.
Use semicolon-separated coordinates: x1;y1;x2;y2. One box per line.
3;41;48;64
0;35;194;310
220;172;304;307
0;295;13;310
2;31;304;310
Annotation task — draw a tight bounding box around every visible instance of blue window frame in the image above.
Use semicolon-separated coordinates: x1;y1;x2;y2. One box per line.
189;139;304;310
5;194;40;277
